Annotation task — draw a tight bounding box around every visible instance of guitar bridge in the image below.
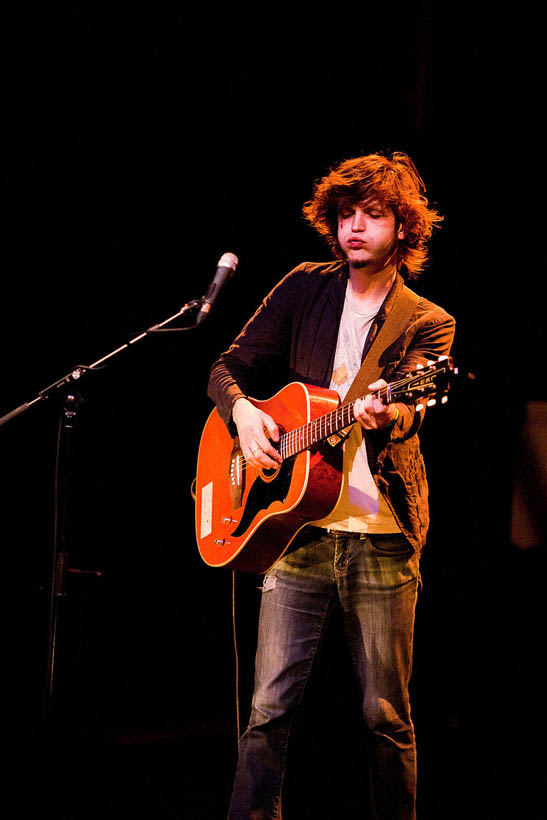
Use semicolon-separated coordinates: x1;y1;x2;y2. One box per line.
229;437;245;510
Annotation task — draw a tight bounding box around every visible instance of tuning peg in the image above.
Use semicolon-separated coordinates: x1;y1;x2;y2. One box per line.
441;396;448;404
416;403;424;411
427;360;434;366
427;398;437;407
416;364;423;370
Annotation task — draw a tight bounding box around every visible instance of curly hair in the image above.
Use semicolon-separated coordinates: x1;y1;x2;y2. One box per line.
302;151;443;278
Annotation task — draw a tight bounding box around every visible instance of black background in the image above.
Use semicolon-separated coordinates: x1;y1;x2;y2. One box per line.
2;7;544;819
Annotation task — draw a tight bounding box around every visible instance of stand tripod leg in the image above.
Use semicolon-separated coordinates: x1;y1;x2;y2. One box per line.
42;392;81;721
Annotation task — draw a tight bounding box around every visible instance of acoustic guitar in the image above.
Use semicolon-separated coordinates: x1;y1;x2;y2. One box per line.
195;356;456;573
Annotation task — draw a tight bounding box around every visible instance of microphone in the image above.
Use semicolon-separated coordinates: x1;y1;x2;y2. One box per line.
196;252;239;324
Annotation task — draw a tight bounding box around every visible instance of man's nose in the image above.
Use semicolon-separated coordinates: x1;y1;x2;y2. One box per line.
351;209;367;231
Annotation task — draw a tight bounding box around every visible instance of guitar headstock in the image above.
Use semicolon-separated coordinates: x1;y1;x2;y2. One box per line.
390;356;457;410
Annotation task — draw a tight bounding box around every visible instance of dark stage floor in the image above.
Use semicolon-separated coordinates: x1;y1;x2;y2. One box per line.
13;685;544;820
8;546;543;820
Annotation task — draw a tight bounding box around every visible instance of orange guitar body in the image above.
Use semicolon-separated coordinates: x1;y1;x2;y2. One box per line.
195;382;343;573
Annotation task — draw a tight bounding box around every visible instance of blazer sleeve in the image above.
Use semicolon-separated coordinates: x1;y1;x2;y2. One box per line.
376;304;456;444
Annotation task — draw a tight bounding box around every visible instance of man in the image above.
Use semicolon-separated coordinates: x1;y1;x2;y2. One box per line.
208;151;455;819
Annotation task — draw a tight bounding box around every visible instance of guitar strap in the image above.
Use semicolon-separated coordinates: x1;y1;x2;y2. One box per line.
327;282;420;447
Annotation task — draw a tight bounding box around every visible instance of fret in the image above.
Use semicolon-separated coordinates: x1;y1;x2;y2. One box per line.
283;365;441;459
278;398;360;459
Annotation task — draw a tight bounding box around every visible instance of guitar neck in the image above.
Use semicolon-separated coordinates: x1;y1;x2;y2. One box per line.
278;392;374;460
277;357;454;460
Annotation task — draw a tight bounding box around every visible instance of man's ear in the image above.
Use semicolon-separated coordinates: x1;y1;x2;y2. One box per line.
397;224;405;240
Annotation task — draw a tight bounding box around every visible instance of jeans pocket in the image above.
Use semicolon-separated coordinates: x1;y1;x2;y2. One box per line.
367;533;414;556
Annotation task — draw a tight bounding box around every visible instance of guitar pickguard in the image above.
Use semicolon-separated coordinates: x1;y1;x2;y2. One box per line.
231;458;295;537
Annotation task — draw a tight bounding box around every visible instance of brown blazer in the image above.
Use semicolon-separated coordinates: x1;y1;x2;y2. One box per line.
208;261;456;554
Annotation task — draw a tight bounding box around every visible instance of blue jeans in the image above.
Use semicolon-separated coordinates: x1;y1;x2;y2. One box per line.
227;526;421;820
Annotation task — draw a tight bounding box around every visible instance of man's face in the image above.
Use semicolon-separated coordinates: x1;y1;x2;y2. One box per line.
337;199;404;272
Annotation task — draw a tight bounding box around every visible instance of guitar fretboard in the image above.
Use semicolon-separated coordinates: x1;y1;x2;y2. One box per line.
278;386;389;459
278;401;354;459
273;358;452;461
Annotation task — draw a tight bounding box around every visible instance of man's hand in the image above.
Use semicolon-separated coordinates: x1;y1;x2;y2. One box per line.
353;379;399;430
232;398;282;470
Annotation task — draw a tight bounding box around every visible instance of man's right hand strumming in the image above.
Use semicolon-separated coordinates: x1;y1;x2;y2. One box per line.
232;398;282;470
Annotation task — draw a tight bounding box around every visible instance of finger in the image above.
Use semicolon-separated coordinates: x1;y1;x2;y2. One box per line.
257;436;283;465
246;437;281;469
249;447;281;468
259;451;283;469
256;417;282;462
248;447;281;470
363;394;379;416
260;411;280;443
367;379;389;406
354;398;373;429
244;426;281;463
354;397;371;416
367;378;387;391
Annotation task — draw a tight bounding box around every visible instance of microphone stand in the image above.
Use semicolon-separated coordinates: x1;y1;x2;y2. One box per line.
0;299;201;428
0;296;202;721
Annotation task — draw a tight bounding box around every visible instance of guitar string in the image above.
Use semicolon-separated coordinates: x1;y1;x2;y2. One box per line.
234;389;381;470
233;368;446;470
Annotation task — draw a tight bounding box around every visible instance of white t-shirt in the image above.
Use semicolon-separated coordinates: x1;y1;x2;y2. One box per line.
311;282;401;533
